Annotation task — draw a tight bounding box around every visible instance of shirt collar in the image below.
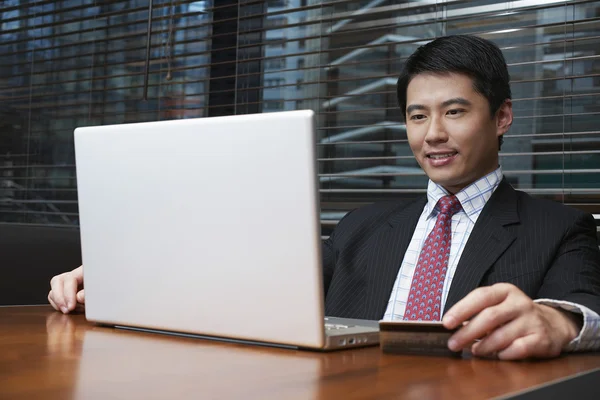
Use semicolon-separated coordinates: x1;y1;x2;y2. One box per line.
425;166;504;223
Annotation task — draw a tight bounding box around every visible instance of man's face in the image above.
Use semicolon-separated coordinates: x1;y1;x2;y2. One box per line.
405;73;512;194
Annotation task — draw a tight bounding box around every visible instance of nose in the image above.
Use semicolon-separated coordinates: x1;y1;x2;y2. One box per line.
424;116;449;145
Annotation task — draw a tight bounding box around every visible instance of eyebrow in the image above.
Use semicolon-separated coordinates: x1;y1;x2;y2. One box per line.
441;97;472;108
406;97;472;115
406;104;426;115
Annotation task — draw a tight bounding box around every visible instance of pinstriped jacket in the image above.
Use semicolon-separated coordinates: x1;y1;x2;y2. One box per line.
322;178;600;320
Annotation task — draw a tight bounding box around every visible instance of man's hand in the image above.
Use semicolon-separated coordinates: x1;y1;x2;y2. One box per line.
442;283;581;360
48;266;85;314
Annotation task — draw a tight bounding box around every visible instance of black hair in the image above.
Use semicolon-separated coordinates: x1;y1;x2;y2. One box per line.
396;35;511;149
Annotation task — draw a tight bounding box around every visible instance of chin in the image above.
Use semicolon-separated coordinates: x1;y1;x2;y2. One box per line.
425;170;456;182
426;172;464;191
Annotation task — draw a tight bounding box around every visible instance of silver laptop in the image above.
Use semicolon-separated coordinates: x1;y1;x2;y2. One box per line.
74;110;379;351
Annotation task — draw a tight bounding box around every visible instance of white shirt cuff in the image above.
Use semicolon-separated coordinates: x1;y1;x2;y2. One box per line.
534;298;600;352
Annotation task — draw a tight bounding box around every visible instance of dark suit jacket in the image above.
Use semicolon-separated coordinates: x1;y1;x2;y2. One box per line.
322;179;600;319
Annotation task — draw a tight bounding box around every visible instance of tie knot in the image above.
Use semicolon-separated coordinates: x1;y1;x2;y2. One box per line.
437;195;461;216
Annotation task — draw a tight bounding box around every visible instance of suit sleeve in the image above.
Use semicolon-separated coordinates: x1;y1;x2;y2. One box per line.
537;212;600;315
322;236;335;297
321;209;358;296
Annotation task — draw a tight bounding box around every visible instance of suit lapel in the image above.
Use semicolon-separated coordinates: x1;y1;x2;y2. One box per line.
364;197;427;319
443;179;520;313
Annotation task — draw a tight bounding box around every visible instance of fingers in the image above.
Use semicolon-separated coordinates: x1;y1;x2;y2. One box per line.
48;291;60;312
448;301;520;352
443;283;516;330
497;334;559;361
48;266;84;314
462;304;567;360
63;270;83;311
71;265;84;284
63;276;79;311
469;318;525;357
76;289;85;304
49;274;68;313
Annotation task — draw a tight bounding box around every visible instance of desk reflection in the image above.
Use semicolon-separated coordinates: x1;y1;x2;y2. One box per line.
46;311;86;358
74;328;325;400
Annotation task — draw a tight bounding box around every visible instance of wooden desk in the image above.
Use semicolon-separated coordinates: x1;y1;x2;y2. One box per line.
1;306;599;400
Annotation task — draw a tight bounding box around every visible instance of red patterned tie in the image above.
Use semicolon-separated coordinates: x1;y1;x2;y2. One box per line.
403;195;462;321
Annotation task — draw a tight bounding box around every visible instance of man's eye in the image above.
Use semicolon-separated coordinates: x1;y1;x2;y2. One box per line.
410;114;426;120
447;109;465;116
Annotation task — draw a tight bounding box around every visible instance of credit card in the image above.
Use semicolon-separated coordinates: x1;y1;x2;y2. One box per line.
378;320;462;357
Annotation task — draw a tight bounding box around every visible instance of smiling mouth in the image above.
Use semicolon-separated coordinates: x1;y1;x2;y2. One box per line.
427;152;458;160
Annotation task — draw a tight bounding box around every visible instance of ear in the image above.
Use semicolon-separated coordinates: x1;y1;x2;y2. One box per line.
496;99;513;138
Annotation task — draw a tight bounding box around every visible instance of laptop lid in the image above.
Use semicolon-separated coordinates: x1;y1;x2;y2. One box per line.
74;110;326;348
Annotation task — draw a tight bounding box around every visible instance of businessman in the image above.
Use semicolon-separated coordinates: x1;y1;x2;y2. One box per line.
49;35;600;360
